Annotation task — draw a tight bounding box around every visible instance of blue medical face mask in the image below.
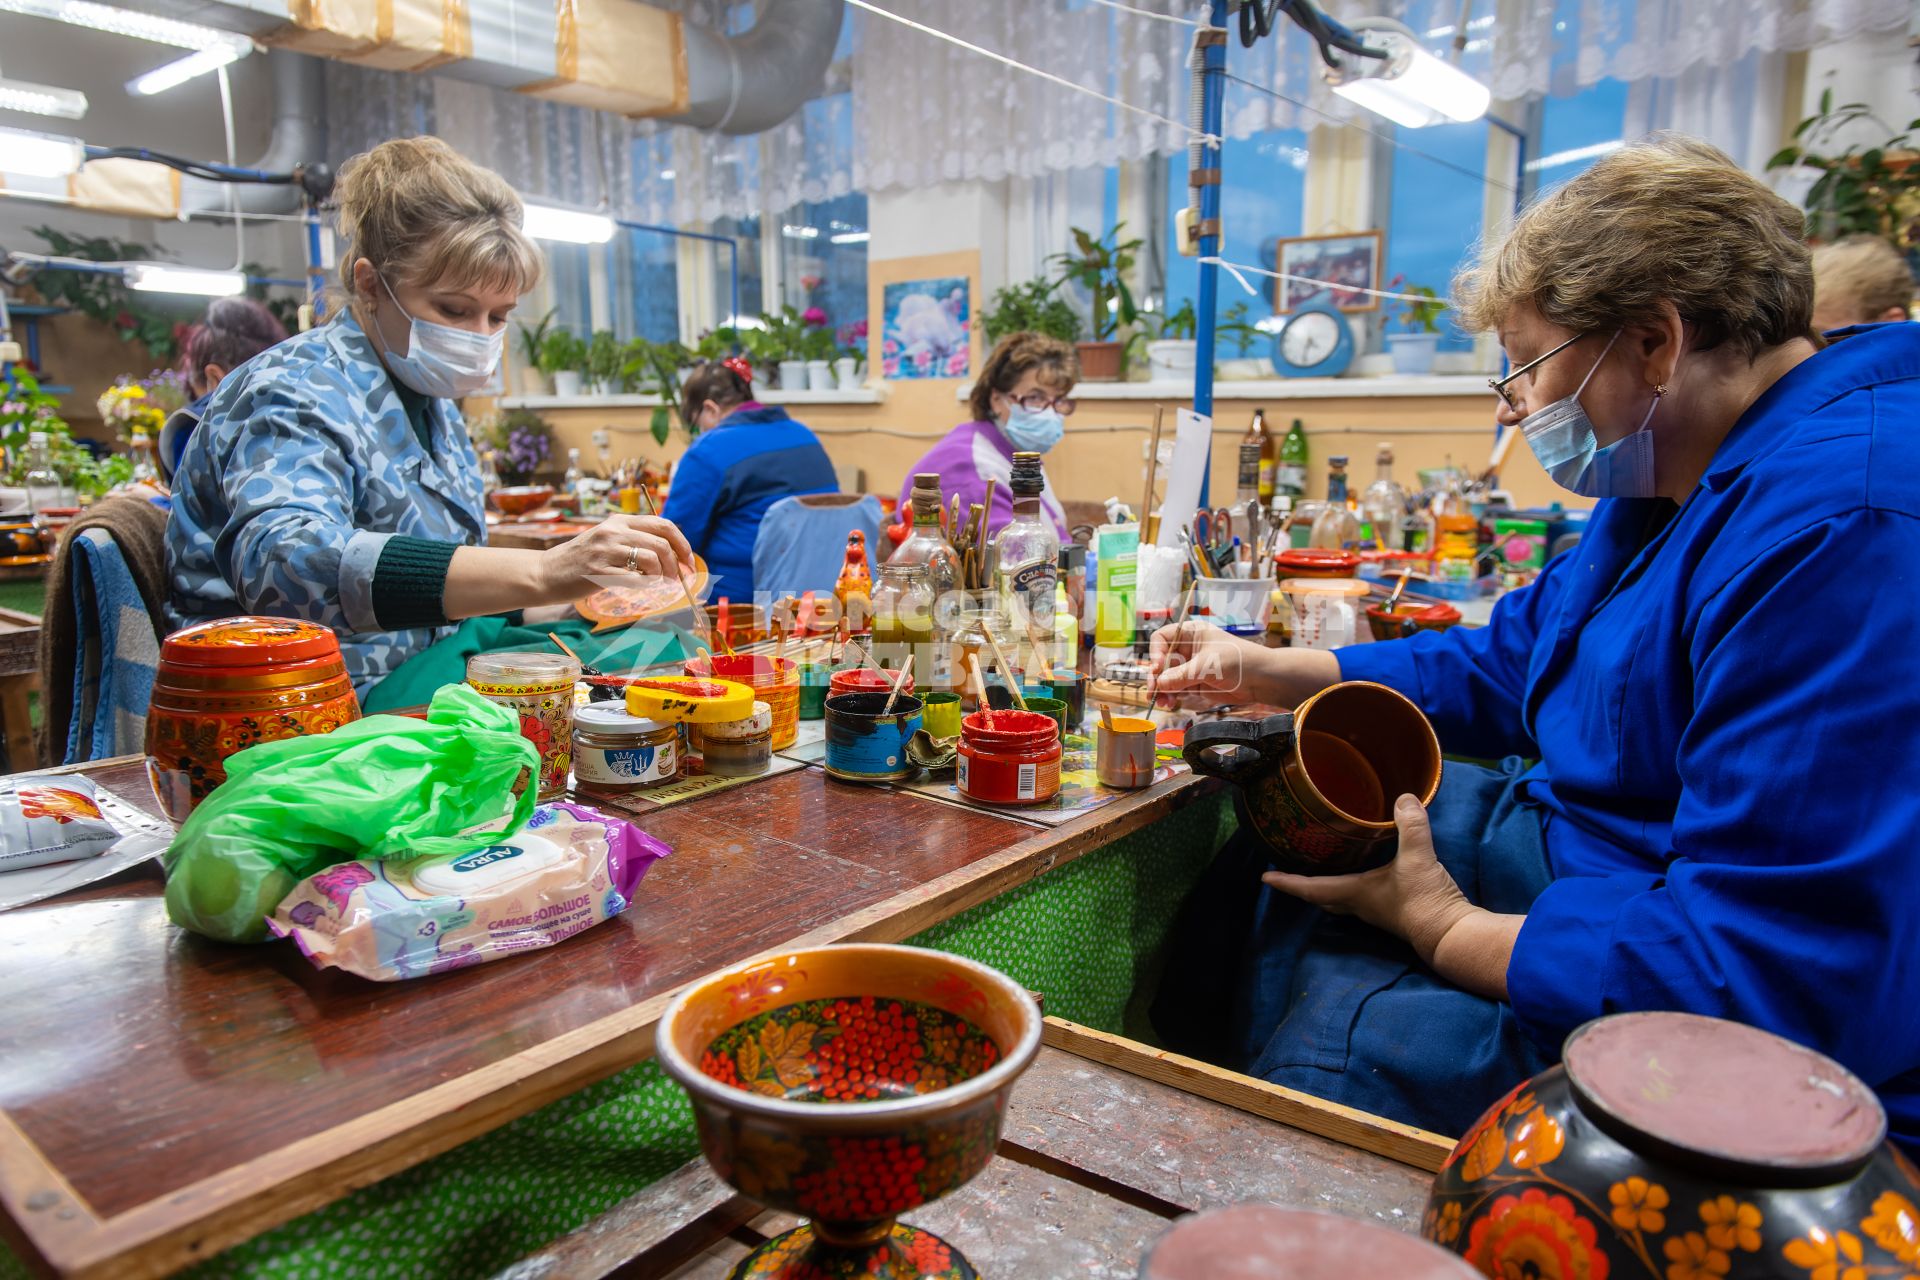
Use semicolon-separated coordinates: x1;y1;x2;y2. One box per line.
1519;330;1667;499
375;274;504;400
1002;402;1065;454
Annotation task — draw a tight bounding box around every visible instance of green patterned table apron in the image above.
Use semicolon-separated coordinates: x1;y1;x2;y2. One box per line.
1;793;1234;1280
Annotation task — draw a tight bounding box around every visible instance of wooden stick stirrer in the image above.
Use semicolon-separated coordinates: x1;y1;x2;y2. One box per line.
976;620;1027;711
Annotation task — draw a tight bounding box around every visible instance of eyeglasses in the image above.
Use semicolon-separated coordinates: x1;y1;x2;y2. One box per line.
1007;390;1077;416
1488;332;1588;413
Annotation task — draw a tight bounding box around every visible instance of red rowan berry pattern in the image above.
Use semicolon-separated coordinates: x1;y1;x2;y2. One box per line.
700;997;1000;1103
732;1221;976;1280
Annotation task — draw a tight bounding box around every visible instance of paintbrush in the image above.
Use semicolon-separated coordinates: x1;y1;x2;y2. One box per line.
976;620;1027;711
1141;404;1164;534
1099;703;1116;731
547;632;601;676
636;481;730;655
982;478;997;532
1386;569;1413;613
882;660;914;716
1022;616;1055;684
968;652;996;730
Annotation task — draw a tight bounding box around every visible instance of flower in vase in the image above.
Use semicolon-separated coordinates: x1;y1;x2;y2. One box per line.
802;307;828;327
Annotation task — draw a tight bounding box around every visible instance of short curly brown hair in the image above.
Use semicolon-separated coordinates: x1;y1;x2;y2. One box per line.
1453;133;1812;360
968;332;1079;422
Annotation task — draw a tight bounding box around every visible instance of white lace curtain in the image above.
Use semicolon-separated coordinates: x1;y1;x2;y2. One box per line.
321;0;1910;222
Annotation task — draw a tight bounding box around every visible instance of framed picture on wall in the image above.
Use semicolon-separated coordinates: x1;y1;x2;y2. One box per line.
1274;230;1383;314
880;276;972;379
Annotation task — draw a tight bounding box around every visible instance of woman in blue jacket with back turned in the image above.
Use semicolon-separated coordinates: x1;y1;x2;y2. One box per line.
1149;134;1920;1156
662;357;837;602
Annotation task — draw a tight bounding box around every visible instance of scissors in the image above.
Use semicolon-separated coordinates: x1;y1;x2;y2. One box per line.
1192;508;1233;573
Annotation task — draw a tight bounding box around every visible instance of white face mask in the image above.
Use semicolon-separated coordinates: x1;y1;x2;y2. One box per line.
373;274;503;400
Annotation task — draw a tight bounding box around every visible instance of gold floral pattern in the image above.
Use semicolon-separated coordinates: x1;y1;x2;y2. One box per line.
1423;1201;1463;1246
1507;1107;1567;1171
1610;1177;1670;1233
1862;1191;1920;1266
1700;1196;1764;1254
1784;1226;1867;1280
1465;1188;1612;1280
1662;1230;1730;1280
1462;1123;1510;1182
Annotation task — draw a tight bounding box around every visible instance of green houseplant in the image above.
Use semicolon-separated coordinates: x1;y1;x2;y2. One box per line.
1383;278;1447;376
620;337;698;445
1138;298;1199;383
1048;223;1143;380
1214;300;1267;378
538;329;587;397
1767;90;1920;247
515;309;556;393
978;279;1083;347
584;330;624;395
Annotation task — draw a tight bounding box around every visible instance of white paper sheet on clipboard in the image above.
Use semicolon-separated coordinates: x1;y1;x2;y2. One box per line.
0;780;170;912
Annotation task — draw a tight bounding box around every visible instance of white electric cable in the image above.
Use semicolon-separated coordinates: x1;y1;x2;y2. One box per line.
1084;0;1206;28
845;0;1220;147
1199;255;1447;306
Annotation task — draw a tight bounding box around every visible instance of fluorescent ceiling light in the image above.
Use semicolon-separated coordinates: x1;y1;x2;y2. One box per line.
521;203;614;244
1327;20;1490;128
126;42;249;95
0;0;249;49
0;125;83;176
829;231;869;245
0;76;86;119
124;264;245;296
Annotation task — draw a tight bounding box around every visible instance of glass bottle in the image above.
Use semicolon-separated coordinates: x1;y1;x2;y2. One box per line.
885;473;960;686
129;430;159;487
23;432;61;513
1254;408;1276;501
1309;455;1360;549
477;447;501;494
1236;410;1266;505
992;452;1060;640
1277;417;1310;500
562;447;585;504
1360;442;1408;552
834;529;873;635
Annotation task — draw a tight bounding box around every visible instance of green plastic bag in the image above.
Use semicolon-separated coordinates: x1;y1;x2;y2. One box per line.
163;683;540;943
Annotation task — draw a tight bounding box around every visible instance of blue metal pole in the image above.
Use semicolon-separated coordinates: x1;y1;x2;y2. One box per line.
1192;0;1228;507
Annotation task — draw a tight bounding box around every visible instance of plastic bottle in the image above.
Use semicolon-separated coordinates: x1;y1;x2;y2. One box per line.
993;452;1061;639
23;432;61;513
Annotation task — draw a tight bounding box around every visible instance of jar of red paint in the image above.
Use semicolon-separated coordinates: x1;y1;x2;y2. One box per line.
957;709;1062;806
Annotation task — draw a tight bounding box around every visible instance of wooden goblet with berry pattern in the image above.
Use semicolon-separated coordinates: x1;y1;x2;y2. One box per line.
657;944;1043;1280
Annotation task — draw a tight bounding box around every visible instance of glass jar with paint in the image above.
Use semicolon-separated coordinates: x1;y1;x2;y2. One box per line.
956;709;1062;806
466;651;580;798
572;704;679;798
700;700;773;777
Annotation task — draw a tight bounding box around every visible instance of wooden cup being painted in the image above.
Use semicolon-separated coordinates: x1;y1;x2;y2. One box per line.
823;691;923;784
1182;681;1442;877
921;691;963;740
1096;716;1158;789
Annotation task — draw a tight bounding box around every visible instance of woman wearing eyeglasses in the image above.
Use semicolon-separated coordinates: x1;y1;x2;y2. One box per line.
899;332;1077;539
1147;135;1920;1156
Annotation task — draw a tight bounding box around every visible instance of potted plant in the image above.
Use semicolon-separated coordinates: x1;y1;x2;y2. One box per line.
585;330;624;396
1383;277;1446;375
1138;298;1199;383
977;279;1083;347
1767;90;1920;245
1048;223;1143;381
757;307;813;391
515;309;556;395
1214;301;1269;379
539;328;587;397
799;308;838;391
481;408;555;485
621;337;701;445
833;319;868;391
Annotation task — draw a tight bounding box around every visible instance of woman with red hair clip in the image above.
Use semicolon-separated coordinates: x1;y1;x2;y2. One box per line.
663;355;838;601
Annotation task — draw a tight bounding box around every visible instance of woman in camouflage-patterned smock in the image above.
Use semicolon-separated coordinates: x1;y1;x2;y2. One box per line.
166;137;693;699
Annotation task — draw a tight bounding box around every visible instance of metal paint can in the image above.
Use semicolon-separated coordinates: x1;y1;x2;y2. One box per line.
823;691;924;784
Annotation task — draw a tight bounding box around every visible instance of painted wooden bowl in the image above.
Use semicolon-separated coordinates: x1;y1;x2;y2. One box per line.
145;616;362;824
488;485;555;517
1366;601;1464;642
1425;1011;1920;1280
657;943;1043;1280
1142;1204;1482;1279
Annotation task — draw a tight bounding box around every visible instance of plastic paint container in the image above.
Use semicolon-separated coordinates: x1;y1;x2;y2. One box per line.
957;709;1062;806
685;654;800;750
920;691;963;739
572;704;678;797
823;691;924;784
699;700;774;777
1096;715;1158;789
798;662;832;720
467;651;580;798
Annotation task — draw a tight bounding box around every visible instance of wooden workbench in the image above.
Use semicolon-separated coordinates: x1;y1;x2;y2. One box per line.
0;751;1297;1280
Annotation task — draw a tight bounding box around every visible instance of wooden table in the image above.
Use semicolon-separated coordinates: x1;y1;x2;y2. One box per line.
510;1024;1448;1279
0;753;1260;1279
486;520;593;550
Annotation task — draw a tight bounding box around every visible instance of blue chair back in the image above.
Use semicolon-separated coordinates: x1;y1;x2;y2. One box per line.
751;494;887;600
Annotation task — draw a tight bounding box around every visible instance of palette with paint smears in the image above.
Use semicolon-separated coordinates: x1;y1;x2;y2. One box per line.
574;558;708;632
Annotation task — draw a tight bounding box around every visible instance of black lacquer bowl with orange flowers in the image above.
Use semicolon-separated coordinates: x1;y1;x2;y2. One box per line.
1425;1011;1920;1280
656;943;1043;1280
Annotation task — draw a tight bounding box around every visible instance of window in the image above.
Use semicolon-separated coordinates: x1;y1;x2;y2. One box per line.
1384;120;1489;351
546;243;593;337
711;214;765;325
1531;80;1629;190
778;191;868;352
1162;127;1309;351
618;227;680;344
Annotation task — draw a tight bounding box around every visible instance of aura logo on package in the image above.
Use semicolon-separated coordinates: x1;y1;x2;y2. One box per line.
452;845;528;873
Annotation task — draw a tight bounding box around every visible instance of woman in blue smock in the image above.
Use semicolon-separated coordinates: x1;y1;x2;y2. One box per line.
167;137;692;699
1148;135;1920;1156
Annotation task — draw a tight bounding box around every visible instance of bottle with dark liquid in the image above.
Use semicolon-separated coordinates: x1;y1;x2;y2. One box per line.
1236;410;1265;505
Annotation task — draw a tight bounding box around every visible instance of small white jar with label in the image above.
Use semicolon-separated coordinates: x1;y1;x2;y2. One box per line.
572;704;679;797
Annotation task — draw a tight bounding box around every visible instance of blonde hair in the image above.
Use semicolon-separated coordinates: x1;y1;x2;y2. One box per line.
969;332;1079;421
1454;133;1812;360
1811;235;1914;324
333;136;543;305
